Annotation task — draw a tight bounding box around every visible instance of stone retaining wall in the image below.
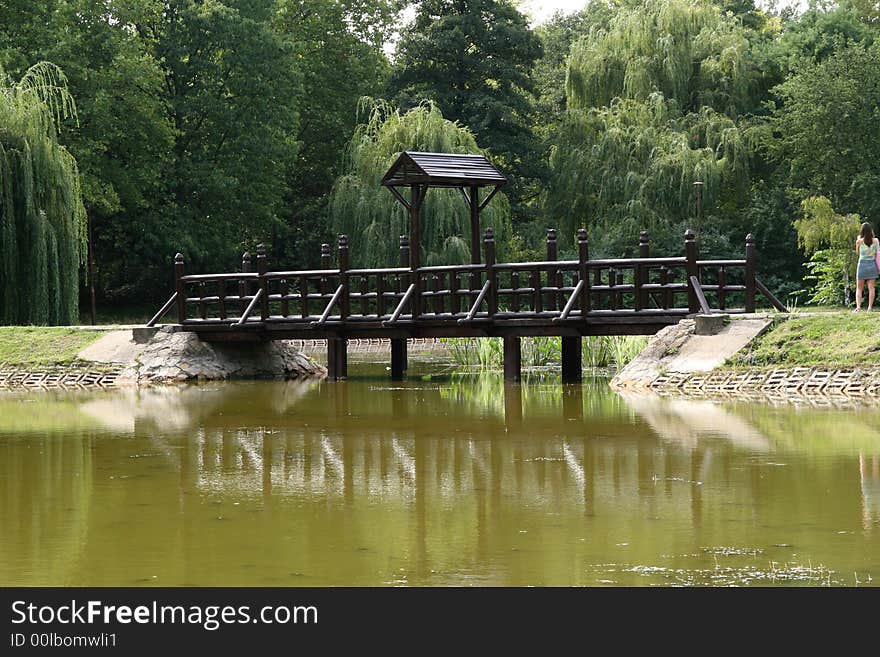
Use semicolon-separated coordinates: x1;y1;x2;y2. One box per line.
0;364;122;389
652;366;880;406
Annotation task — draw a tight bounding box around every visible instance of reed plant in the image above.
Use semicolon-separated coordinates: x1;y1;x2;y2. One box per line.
443;335;647;371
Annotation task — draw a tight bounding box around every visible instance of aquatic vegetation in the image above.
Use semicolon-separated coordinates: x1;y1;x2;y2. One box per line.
443;335;647;371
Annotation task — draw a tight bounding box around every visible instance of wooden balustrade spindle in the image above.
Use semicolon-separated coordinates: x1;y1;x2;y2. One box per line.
257;243;268;321
300;276;308;318
281;278;289;317
531;268;542;313
718;266;726;310
199;281;207;319
511;270;520;312
218;279;227;320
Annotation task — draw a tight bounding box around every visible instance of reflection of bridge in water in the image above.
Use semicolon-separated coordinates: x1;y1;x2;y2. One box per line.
3;381;877;586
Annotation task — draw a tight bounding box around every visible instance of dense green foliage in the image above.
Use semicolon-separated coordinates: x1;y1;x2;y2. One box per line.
2;0;880;320
389;0;543;228
0;63;86;324
329;99;511;267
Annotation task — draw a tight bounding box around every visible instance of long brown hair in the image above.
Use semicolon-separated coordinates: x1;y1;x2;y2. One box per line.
861;222;874;247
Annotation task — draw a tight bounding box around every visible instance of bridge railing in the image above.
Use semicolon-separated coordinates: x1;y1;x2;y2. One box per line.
157;228;770;327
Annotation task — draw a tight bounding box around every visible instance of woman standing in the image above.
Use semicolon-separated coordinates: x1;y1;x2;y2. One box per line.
855;222;878;311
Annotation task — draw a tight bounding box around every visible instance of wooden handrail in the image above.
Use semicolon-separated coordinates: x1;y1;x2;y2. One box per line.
458;279;491;324
688;276;712;314
181;272;258;282
146;292;178;327
756;277;788;312
383;283;416;325
265;268;340;278
312;285;345;326
696;259;746;267
236;288;263;326
553;279;584;323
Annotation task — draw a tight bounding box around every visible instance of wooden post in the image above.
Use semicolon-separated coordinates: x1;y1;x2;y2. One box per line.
175;253;186;323
338;234;349;320
391;338;407;380
392;236;409;379
256;243;268;321
470;184;480;265
318;243;330;301
409;185;423;318
685;229;699;313
637;230;649;311
578;228;590;316
485;227;497;317
240;251;251;316
503;336;520;382
327;338;348;380
546;228;558;311
561;336;582;383
745;233;756;313
718;267;726;310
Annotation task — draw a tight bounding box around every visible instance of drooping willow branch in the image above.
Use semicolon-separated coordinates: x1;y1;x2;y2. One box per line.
0;62;86;325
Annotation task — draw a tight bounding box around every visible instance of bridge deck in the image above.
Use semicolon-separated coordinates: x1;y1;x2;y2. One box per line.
150;228;784;380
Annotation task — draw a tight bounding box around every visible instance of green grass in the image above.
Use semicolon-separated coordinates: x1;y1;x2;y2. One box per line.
0;327;105;366
729;312;880;368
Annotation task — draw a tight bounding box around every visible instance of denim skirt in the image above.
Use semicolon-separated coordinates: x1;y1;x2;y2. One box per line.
858;258;879;281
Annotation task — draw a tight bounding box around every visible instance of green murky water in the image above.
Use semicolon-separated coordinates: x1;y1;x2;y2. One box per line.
2;361;879;587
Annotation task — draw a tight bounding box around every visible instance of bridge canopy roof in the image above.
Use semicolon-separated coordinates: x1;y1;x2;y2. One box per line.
381;151;506;188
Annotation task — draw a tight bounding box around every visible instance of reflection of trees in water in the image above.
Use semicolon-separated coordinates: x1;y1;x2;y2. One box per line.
861;453;880;532
0;429;93;585
2;381;877;585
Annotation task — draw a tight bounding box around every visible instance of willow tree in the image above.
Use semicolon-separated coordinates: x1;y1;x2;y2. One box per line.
329;99;512;268
0;62;86;325
547;0;759;256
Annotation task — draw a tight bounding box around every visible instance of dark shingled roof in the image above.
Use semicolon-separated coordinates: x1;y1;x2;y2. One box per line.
381;151;506;188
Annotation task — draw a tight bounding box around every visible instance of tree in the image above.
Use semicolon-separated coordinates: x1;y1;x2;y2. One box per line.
0;0;174;305
389;0;543;226
793;196;861;305
273;0;394;267
770;42;880;223
547;0;759;257
329;99;512;268
133;0;302;273
0;63;86;324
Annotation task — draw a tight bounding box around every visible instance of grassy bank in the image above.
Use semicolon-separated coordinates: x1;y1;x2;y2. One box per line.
0;327;104;366
730;312;880;368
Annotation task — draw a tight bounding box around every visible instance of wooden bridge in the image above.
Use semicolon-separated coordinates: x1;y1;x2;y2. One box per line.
148;151;785;382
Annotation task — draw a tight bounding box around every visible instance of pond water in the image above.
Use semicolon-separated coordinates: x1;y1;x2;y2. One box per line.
1;359;879;587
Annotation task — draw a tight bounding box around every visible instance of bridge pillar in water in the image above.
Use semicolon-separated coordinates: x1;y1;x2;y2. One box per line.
327;338;348;380
390;338;408;380
561;336;582;383
503;336;521;382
